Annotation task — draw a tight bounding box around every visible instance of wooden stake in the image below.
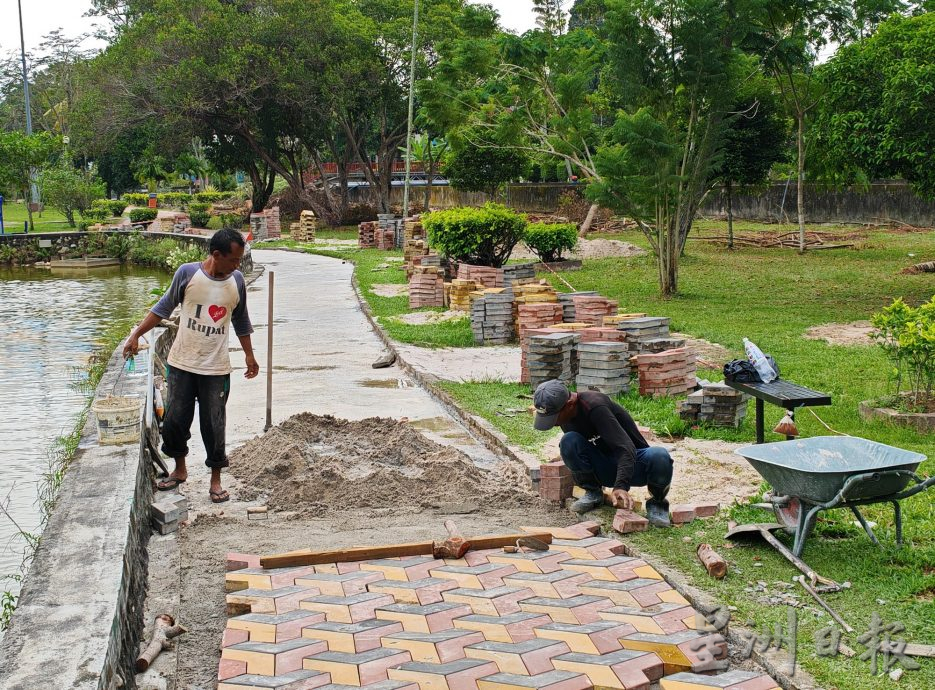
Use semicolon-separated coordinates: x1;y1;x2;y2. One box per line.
696;543;727;579
136;614;187;672
264;271;274;432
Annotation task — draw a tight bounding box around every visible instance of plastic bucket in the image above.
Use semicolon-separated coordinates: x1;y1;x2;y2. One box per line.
91;396;142;445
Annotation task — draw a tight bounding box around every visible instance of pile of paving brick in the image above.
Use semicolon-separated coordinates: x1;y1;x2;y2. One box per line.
448;279;478;312
359;221;378;248
292;211;318;242
251;207;282;240
678;384;750;428
502;264;536;285
151;494;188;535
217;521;783;690
572;296;619;327
172;213;192;233
517;303;564;337
527;333;579;388
409;267;446;309
557;292;598;322
633;348;697;398
471;289;515;344
576;342;631;396
378;214;404;249
458;264;504;289
403;217;429;265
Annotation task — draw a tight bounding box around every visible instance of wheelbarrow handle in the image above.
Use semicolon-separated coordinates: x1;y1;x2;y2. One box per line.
835;469;918;504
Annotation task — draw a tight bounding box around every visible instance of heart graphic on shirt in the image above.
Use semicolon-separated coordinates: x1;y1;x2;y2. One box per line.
208;305;227;322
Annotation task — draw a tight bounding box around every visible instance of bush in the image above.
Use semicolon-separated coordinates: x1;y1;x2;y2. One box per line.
424;204;528;268
871;297;935;410
195;191;226;203
160;192;193;208
78;207;110;230
188;202;212;228
91;199;128;217
121;193;150;206
523;222;579;263
219;212;245;229
129;208;158;223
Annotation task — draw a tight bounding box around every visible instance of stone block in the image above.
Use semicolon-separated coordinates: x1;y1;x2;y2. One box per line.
220;658;248;681
301;592;396;623
228;552;262;571
383;629;486;664
224;627;252;647
486;550;572;574
376;601;475;634
304;648;414;686
219;669;331;690
533;621;635;655
518;595;614;625
660;670;780;690
389;658;500;690
552;649;665;690
223;638;329;676
442;586;536;616
228;567;318;593
669;507;696;525
612;511;648;535
502;570;591;600
454;612;553;643
229;611;326;644
691;503;719;519
560;558;661;583
465;639;571;676
302;619;404;653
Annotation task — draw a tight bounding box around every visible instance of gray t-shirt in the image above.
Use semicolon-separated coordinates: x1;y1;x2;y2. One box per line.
152;262;253;375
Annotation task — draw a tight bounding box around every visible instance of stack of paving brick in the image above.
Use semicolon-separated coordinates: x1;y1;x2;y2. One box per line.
615;317;670;343
576;342;631;396
250;207;282;240
513;284;560;333
151;494;188;535
377;225;397;250
458;264;504;289
471;289;515;344
409;267;446;309
577;328;628;344
678;384;750;428
293;211;318;242
602;314;647;327
502;263;536;285
448;279;478;312
572;296;619;327
557;292;598;322
517;304;564;339
528;333;579;388
519;326;565;383
172;213;192;233
538;460;574;504
359;221;378;248
634;348;697;398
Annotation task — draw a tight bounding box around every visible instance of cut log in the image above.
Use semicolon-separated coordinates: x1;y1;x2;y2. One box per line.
696;543;727;579
136;614;187;673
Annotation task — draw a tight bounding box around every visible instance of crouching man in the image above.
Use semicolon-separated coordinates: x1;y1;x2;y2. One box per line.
533;379;674;526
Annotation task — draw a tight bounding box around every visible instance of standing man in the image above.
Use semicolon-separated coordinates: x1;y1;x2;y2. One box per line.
533;379;674;526
123;228;259;503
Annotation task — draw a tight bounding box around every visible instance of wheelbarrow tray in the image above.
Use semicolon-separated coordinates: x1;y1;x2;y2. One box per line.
736;436;926;504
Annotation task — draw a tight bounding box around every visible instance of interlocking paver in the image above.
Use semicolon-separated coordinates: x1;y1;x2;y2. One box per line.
560;559;661;582
301;593;396;623
502;571;591;600
368;577;459;605
314;563;363;575
518;595;614;625
296;572;386;597
302;620;404;653
464;638;570;675
229;611;326;644
443;587;536;616
453;613;554;643
533;622;634;655
475;669;592;690
599;604;696;635
360;557;444;582
229;586;319;615
225;628;251;647
660;670;780;690
486;551;571;574
383;629;486;663
552;649;664;690
389;658;500;690
376;602;475;633
430;563;519;590
227;567;318;592
546;538;625;560
219;669;331;690
619;631;726;674
304;648;413;686
220;658;248;681
578;580;686;608
222;638;328;676
316;682;419;690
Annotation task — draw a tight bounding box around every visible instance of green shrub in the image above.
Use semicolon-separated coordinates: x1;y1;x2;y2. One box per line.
78;207;110;230
129;208;158;223
188;202;212;228
121;193;150;206
91;199;128;217
219;212;244;229
195;191;226;203
424;204;528;268
161;192;193;208
523;222;579;263
104;233;133;260
871;297;935;409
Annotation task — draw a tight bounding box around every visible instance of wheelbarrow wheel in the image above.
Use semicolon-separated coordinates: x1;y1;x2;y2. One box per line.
771;496;816;539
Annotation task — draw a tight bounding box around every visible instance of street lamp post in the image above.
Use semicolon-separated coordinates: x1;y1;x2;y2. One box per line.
17;0;40;210
402;0;420;220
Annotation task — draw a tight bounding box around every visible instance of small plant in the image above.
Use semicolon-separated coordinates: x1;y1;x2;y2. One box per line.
104;233;133;260
195;191;226;203
92;199;128;217
166;244;204;271
424;204;528;268
523;222;578;262
160;192;193;208
121;192;150;206
871;297;935;410
129;208;158;223
188;202;212;228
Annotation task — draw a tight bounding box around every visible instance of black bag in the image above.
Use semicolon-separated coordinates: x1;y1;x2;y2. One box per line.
723;359;761;383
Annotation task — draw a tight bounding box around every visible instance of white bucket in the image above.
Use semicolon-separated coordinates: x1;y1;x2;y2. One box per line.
91;396;142;445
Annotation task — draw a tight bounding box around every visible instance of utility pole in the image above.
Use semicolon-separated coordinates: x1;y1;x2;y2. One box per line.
17;0;39;208
402;0;420;220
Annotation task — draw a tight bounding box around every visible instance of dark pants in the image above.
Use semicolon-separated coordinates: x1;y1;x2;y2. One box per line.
559;431;673;490
161;365;231;469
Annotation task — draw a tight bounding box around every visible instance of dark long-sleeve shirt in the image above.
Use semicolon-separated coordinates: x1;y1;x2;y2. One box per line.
560;391;649;490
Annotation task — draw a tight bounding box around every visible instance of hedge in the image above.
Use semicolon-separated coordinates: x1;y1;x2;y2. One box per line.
523;222;578;262
423;204;527;268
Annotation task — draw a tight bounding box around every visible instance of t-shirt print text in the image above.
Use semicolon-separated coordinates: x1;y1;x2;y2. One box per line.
187;303;229;337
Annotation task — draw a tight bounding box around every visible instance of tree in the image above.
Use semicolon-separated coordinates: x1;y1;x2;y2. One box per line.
569;0;608;29
533;0;567;36
400;133;448;211
39;164;106;227
814;13;935;198
444;143;529;197
133;146;170;192
0;131;59;231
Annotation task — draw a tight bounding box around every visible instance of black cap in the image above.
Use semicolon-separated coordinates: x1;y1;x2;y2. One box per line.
533;379;570;430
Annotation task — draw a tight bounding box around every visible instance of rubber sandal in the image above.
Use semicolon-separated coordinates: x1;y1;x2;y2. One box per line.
157;476;186;491
210;489;230;503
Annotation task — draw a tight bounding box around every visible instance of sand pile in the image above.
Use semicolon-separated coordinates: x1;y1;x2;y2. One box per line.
230;413;538;512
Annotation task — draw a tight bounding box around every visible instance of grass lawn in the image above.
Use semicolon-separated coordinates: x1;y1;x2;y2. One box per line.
1;201;74;233
272;220;935;689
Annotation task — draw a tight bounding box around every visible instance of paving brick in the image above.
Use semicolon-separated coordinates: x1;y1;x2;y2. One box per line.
553;649;665;690
669;506;696;525
219;669;330;690
533;622;635;655
383;629;486;663
599;604;697;635
224;627;251;647
476;669;592;690
430;563;519;590
578;580;664;608
566;522;601;538
219;658;248;681
228;567;318;592
486;551;572;574
302;620;404;653
304;648;414;686
228;611;326;644
222;638;328;676
228;553;263;571
389;658;500;690
465;639;571;675
442;586;536;616
611;511;648;535
317;682;419;690
454;613;554;643
660;670;780;690
229;586;319;615
560;558;662;582
691;503;719;519
537;463;572;480
618;631;726;675
368;577;459;605
314;562;364;575
360;557;445;582
502;571;591;600
544;538;608;560
461;549;504;567
296;572;387;597
518;595;614;625
301;593;396;623
376;602;475;634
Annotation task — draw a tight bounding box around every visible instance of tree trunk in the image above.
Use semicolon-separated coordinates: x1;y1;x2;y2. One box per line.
66;209;76;228
579;203;599;237
26;193;35;232
797;110;806;252
726;180;733;249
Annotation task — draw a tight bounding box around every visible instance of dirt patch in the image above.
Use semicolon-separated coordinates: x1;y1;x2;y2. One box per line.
512;238;647;262
390;310;469;326
370;283;408;298
804;321;875;347
229;413;540;513
673;333;732;368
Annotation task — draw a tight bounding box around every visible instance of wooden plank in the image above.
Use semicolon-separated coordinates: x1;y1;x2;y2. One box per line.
467;533;553;550
261;542;435;569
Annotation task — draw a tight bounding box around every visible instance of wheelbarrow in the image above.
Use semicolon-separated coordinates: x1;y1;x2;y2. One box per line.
735;436;933;557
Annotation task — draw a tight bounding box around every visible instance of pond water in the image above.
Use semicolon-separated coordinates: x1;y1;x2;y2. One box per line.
0;265;165;603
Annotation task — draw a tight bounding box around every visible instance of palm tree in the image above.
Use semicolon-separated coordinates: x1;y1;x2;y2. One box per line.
133;148;170;193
